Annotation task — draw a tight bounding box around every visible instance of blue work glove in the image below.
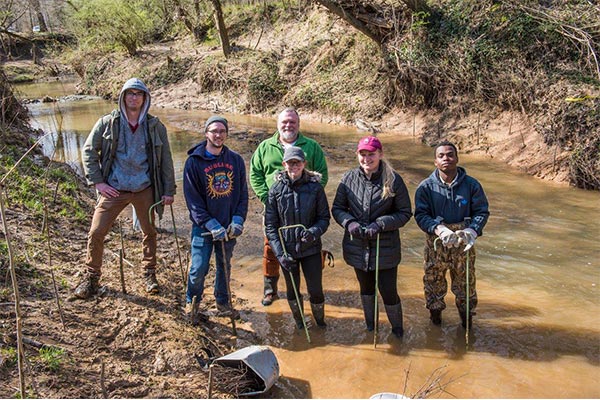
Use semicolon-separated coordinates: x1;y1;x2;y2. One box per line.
300;228;317;243
227;215;244;239
278;255;298;272
364;222;382;239
205;218;227;241
347;221;364;238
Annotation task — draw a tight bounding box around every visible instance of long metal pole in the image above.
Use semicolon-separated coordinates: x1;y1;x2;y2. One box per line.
169;204;185;287
220;240;237;336
278;225;311;344
373;233;380;349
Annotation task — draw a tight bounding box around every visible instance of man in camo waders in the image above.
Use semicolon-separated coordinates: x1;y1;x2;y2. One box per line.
414;140;489;329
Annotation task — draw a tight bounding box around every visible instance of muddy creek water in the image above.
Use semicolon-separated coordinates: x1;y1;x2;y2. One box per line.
16;80;600;398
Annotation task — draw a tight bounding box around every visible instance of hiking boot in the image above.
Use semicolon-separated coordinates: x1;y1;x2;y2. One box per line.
145;271;159;294
73;272;100;299
216;303;240;319
261;292;279;306
430;309;442;325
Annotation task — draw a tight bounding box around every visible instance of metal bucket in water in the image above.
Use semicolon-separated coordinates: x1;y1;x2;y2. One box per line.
213;345;280;396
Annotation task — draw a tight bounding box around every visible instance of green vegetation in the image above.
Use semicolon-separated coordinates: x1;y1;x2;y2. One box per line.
66;0;160;56
38;347;66;372
54;0;600;189
0;347;18;369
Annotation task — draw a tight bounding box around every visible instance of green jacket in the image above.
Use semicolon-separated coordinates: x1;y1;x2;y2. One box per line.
82;110;176;218
250;132;328;204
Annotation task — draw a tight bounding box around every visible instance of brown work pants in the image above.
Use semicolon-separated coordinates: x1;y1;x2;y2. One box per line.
263;236;280;295
85;187;157;276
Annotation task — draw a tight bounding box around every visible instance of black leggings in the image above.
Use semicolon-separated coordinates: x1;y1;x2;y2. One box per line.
282;252;324;304
354;267;400;305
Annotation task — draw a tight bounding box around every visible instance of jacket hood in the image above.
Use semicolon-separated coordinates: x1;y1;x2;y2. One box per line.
274;169;322;184
119;78;151;125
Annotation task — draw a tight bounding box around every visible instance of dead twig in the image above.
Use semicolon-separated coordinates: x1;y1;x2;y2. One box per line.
0;183;26;398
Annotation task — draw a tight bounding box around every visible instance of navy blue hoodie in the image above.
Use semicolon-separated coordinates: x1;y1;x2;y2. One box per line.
414;166;489;236
183;140;248;229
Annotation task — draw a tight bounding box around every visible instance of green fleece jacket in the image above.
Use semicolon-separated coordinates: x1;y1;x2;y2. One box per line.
250;132;328;204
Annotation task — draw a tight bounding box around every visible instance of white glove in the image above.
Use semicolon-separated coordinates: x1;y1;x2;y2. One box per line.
435;225;459;248
456;228;478;252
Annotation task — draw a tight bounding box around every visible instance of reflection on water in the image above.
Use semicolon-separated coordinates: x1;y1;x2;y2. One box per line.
16;80;600;398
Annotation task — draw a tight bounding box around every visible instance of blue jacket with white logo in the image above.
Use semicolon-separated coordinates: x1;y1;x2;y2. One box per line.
414;167;489;236
183;140;248;229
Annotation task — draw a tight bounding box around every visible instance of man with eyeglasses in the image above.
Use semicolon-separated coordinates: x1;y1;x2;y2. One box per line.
182;116;248;323
250;108;328;306
75;78;176;299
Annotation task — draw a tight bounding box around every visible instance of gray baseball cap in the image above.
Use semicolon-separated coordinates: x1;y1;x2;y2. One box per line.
282;146;305;162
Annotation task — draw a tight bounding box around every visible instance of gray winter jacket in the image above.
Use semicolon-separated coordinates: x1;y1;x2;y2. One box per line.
332;165;412;271
265;170;330;260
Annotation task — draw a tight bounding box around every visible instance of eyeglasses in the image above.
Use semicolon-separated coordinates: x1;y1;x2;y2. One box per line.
126;91;145;98
207;129;227;135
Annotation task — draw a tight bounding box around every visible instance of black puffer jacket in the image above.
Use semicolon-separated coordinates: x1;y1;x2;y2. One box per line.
265;170;330;260
332;165;412;271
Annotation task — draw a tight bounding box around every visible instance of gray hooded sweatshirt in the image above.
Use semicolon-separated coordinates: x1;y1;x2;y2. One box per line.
107;78;152;192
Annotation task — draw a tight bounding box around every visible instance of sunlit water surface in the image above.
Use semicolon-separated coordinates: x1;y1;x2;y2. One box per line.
16;80;600;398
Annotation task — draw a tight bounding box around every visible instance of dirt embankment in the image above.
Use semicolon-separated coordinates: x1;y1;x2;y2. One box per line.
66;32;585;188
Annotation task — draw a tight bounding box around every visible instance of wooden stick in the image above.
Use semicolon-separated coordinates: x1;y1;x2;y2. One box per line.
100;360;108;399
119;249;127;294
207;364;214;399
0;184;25;397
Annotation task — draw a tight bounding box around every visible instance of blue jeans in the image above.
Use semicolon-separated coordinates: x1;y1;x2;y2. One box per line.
186;225;236;305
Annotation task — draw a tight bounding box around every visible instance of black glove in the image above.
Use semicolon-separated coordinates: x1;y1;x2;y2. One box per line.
364;222;382;239
347;221;363;238
301;229;317;243
278;255;298;272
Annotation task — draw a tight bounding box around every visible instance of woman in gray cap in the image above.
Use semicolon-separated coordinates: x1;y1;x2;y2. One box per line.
264;146;331;329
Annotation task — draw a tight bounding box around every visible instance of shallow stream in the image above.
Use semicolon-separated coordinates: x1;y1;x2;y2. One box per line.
15;80;600;398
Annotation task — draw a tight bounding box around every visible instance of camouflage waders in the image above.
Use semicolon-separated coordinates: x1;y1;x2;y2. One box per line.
423;222;477;316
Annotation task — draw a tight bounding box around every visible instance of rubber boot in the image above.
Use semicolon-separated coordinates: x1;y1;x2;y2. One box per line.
287;299;305;329
310;302;326;328
459;310;473;329
385;302;404;338
430;309;442;325
360;295;376;331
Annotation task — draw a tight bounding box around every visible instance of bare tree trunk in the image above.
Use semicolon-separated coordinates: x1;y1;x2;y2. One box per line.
313;0;382;45
401;0;431;14
209;0;231;58
29;0;48;32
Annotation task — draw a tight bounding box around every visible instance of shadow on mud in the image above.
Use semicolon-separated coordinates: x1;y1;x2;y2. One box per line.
239;291;600;366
